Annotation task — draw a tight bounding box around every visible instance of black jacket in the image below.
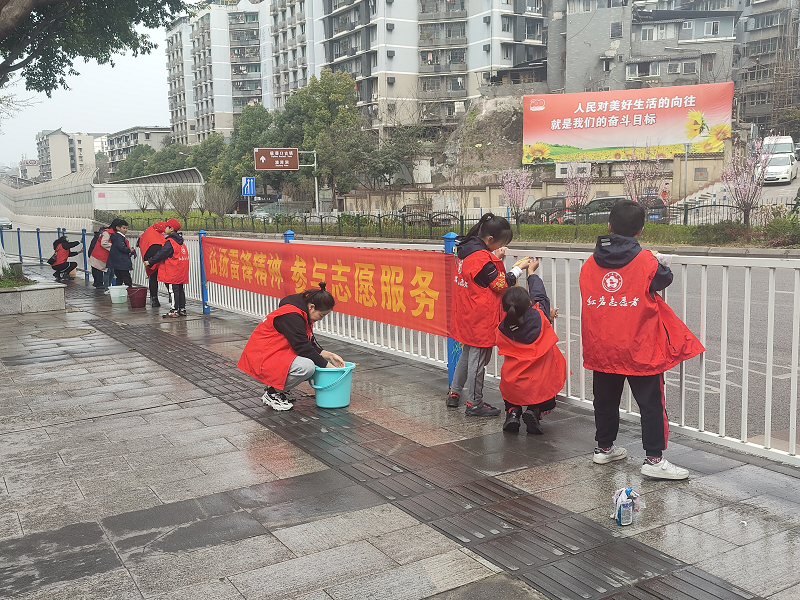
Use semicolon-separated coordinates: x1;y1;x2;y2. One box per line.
455;236;517;288
147;232;184;265
499;274;552;344
53;240;80;267
593;234;673;293
107;232;133;271
274;294;328;368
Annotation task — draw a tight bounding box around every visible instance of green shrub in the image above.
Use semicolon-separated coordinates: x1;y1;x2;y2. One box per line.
762;216;800;247
692;221;747;245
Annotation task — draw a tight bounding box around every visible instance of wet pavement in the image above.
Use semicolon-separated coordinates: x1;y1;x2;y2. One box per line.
2;267;800;598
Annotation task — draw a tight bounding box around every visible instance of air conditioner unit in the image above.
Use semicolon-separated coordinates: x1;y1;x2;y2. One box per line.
482;71;491;80
386;23;394;31
483;16;491;23
387;50;395;57
387;76;395;83
483;44;491;52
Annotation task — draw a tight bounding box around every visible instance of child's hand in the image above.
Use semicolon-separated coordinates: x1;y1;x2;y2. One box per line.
528;258;540;274
144;261;150;267
494;247;507;260
550;307;559;320
650;250;659;256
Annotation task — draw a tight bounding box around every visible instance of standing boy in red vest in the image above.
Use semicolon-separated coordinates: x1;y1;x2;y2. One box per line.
144;218;189;318
580;201;703;480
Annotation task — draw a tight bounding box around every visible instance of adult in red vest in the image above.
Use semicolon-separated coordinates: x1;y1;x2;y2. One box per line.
138;222;166;307
449;213;530;417
238;283;345;411
144;218;189;318
88;219;120;290
50;235;81;281
497;259;566;434
580;200;704;480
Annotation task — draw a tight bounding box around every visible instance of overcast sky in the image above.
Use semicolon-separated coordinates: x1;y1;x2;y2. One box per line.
0;27;170;168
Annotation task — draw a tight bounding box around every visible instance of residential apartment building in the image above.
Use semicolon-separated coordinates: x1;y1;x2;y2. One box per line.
18;157;40;181
166;17;197;145
269;0;322;110
106;127;171;175
35;129;96;181
88;133;109;156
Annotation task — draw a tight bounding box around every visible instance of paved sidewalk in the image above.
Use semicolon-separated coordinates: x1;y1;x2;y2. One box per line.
2;267;800;599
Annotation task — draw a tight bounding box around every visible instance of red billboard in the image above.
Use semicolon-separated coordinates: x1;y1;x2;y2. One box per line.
522;82;734;163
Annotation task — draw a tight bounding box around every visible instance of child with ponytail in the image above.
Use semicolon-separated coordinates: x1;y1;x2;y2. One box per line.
497;259;566;434
238;282;345;411
449;213;531;417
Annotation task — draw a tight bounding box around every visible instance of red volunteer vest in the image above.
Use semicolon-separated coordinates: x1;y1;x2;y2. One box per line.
90;228;114;263
237;304;313;389
496;304;567;405
139;225;165;276
54;244;70;265
580;250;704;376
158;238;190;284
450;248;506;347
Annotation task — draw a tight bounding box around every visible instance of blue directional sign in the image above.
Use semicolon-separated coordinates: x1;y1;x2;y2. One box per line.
241;176;256;196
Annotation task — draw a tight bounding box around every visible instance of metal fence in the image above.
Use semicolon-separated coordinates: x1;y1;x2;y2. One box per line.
6;227;800;466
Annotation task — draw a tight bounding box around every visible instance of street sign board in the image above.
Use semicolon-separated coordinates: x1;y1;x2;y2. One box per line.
242;176;256;196
254;148;299;171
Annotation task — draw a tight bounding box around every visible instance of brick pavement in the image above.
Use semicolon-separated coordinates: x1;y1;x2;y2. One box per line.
1;268;799;599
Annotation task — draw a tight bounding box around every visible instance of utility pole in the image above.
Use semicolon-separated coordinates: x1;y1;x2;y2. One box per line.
684;142;691;205
299;150;319;214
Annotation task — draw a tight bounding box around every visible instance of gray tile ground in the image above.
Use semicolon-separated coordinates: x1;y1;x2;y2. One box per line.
0;268;794;599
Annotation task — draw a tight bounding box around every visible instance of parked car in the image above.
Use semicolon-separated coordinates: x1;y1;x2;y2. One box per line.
762;155;798;184
519;196;567;224
567;195;669;225
0;217;11;230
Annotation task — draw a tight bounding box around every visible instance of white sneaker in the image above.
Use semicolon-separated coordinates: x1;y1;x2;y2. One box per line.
262;388;293;411
641;458;689;480
593;445;628;464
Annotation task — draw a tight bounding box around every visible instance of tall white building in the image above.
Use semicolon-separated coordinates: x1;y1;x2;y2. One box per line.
35;129;96;181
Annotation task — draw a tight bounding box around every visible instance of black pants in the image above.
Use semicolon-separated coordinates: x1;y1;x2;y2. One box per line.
113;270;132;287
504;397;557;412
149;273;159;299
91;267;104;287
53;262;76;277
593;371;667;457
166;283;185;310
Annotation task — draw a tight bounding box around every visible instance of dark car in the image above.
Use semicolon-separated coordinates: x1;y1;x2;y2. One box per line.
519;196;568;224
571;195;669;225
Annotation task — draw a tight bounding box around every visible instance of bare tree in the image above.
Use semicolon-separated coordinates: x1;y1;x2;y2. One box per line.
130;186;151;212
195;186;207;216
150;187;170;215
165;186;196;223
563;161;596;222
203;184;238;217
500;169;536;235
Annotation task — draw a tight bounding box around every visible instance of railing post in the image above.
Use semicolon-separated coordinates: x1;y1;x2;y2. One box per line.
357;213;361;237
304;215;309;235
283;229;295;243
443;231;461;386
402;214;407;238
81;228;89;281
428;213;433;240
377;213;382;237
683;204;689;226
16;228;22;263
197;230;211;314
36;228;43;264
1;227;5;249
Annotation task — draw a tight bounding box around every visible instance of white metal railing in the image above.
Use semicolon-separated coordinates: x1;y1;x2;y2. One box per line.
8;229;800;466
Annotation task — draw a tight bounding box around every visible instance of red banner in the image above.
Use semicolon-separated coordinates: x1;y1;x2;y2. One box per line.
203;237;451;336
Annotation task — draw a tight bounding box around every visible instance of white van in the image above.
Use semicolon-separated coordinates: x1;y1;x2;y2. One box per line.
764;135;796;159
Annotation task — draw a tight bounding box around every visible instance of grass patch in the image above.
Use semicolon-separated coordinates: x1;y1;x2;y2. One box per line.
0;268;35;288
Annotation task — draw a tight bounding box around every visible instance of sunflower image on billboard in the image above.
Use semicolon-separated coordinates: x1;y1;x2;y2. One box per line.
522;82;733;163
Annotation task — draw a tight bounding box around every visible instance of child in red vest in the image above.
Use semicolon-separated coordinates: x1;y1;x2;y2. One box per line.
144;218;189;318
138;222;166;307
497;259;566;434
580;200;704;480
449;213;531;417
50;236;81;281
238;283;345;411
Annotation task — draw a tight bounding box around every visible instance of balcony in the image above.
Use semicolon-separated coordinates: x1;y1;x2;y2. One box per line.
288;15;296;26
279;0;287;7
418;88;466;100
233;88;262;96
270;24;281;34
288;36;297;47
419;61;467;73
280;61;289;72
231;54;260;63
273;85;282;96
419;9;467;21
270;2;278;14
297;77;307;87
289;59;297;68
280;41;288;51
290;80;298;90
419;36;467;48
230;38;258;47
299;56;307;66
282;83;289;92
232;70;261;79
296;11;306;22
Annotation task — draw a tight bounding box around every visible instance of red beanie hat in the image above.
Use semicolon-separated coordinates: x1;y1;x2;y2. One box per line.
165;218;181;231
153;222;166;233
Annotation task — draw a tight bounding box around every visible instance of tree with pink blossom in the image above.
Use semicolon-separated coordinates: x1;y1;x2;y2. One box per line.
500;168;536;234
720;138;771;236
563;162;596;225
620;147;671;210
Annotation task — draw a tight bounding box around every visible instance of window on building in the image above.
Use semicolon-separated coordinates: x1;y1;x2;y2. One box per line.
702;55;714;72
502;44;513;60
611;22;623;38
667;62;680;74
683;61;697;74
682;21;693;29
704;21;719;36
641;28;654;40
501;16;512;32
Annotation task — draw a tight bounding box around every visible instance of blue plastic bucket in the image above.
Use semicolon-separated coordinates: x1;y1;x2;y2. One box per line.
309;361;355;408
